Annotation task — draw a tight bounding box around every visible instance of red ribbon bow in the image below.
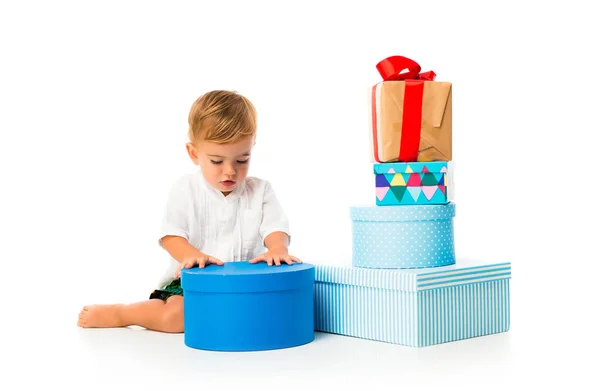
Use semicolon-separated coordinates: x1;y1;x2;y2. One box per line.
372;56;436;162
376;55;436;81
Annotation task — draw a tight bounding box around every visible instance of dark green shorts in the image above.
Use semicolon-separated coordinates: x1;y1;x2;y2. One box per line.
149;278;183;301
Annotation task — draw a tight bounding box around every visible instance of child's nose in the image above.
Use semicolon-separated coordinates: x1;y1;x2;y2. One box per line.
224;163;236;176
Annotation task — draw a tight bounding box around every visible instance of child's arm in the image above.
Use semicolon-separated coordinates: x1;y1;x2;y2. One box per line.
251;231;302;266
249;180;302;266
158;176;224;276
264;231;290;252
161;235;224;277
161;235;203;263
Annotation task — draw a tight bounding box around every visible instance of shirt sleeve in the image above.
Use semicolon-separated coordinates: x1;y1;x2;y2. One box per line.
259;181;291;246
158;176;193;247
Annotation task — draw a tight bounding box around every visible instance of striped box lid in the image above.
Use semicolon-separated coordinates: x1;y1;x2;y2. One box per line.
314;260;511;292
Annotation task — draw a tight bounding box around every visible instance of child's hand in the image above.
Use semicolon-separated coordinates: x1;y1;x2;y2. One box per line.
175;253;224;278
249;247;302;267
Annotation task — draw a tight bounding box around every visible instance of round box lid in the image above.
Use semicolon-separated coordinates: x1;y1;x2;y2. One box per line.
350;202;455;222
181;261;314;293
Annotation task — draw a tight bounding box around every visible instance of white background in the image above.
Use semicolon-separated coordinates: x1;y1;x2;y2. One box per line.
1;0;598;389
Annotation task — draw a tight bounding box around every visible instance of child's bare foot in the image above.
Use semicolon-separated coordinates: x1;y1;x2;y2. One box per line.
77;305;125;328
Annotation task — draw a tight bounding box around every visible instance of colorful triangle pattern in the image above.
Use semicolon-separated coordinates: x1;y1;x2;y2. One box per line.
376;187;389;201
377;184;449;206
375;174;389;187
373;162;448;174
374;162;451;206
390;174;406;186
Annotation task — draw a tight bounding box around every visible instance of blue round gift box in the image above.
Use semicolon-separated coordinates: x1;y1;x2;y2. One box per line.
180;261;315;351
350;203;456;269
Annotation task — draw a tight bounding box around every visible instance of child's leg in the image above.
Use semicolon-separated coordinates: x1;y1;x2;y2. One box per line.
77;295;184;333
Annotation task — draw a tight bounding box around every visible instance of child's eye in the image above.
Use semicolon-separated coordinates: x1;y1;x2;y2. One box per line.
210;160;223;165
237;159;249;164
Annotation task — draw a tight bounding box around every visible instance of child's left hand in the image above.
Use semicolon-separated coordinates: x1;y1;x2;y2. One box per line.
249;247;302;266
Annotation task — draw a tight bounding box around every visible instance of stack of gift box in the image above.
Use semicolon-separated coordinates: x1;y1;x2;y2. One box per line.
313;56;512;347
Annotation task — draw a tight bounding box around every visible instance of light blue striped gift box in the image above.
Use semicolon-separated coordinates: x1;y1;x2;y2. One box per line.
314;260;511;347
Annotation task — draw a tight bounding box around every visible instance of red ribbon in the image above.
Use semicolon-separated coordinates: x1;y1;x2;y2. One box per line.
372;56;436;162
375;56;436;82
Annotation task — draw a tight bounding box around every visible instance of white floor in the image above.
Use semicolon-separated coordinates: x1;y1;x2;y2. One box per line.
3;295;595;391
2;235;597;390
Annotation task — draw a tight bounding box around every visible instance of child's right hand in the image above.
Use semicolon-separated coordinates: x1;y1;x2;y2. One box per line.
174;253;224;278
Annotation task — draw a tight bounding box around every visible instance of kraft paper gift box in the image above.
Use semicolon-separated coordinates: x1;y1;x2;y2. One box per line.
350;203;456;269
370;55;452;163
314;260;511;347
374;161;454;206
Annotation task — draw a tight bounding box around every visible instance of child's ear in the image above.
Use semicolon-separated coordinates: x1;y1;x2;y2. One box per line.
186;142;200;165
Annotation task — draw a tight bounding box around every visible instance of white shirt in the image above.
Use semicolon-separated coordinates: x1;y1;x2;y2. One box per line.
155;170;291;288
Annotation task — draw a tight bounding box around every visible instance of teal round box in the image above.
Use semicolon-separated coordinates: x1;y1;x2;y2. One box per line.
350;203;456;269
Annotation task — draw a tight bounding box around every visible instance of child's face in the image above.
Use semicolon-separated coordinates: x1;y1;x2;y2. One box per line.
186;136;254;196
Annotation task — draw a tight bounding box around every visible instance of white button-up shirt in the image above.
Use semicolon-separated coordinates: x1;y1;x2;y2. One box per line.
155;170;290;288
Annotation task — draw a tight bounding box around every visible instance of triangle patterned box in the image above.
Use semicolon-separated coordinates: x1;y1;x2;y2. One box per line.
374;161;454;206
314;260;511;347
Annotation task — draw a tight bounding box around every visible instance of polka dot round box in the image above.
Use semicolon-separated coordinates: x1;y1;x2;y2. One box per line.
350;203;456;269
374;162;454;206
181;261;315;352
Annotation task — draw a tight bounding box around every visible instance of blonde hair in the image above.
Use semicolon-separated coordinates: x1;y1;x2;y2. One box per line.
187;90;257;144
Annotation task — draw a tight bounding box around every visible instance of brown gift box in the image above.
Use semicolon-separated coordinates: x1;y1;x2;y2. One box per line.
370;80;452;163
